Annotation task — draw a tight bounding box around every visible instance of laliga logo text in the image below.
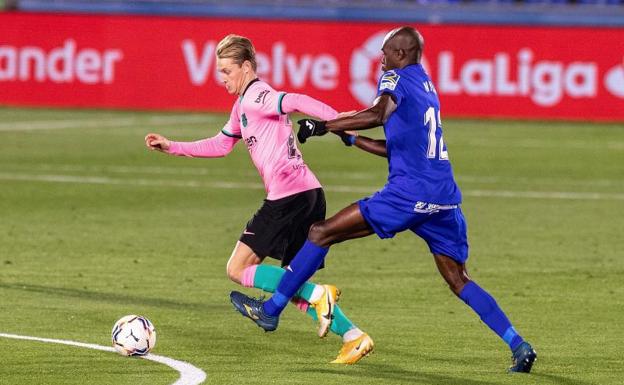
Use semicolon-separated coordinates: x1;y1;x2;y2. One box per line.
438;49;598;107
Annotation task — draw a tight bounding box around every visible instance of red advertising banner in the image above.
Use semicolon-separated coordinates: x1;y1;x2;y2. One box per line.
1;13;623;121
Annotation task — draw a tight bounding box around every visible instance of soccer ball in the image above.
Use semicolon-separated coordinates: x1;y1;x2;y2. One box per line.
111;315;156;356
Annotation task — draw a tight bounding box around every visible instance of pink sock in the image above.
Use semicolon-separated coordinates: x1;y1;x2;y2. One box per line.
241;265;257;288
290;298;310;312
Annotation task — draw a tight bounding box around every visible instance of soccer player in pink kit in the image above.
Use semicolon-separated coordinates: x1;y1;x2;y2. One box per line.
145;34;372;364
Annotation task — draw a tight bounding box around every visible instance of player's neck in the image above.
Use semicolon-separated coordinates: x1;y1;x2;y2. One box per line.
238;72;258;96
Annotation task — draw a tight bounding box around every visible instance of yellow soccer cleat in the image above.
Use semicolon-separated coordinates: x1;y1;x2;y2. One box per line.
331;333;374;365
310;284;340;338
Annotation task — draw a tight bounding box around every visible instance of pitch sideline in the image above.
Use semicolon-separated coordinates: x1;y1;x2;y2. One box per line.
0;332;207;385
0;114;219;132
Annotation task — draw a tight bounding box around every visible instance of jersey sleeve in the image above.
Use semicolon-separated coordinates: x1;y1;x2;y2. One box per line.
376;70;404;106
280;93;338;121
167;130;238;158
167;103;241;158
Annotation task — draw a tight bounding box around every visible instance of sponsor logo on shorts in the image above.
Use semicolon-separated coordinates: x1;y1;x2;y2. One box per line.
414;201;458;214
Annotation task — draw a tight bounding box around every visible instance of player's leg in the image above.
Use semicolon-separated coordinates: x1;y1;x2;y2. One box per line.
302;304;374;364
433;254;523;345
416;207;536;372
229;241;338;330
434;254;536;373
307;202;376;247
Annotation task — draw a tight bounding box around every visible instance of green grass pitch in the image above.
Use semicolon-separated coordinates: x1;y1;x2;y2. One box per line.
0;106;622;385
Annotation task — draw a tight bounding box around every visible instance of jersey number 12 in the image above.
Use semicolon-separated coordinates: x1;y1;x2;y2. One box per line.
425;106;449;160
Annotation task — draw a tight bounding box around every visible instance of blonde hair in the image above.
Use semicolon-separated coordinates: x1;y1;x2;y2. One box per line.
216;34;257;71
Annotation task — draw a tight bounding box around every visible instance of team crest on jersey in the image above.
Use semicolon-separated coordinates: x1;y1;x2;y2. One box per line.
241;113;248;128
379;70;400;91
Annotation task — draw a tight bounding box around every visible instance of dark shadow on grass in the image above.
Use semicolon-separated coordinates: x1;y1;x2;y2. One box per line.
531;373;595;385
0;282;224;312
296;362;501;385
299;363;597;385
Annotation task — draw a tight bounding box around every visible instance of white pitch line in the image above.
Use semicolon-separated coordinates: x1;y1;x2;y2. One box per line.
464;138;624;151
4;163;624;188
0;332;206;385
1;172;624;201
0;115;219;131
464;189;624;201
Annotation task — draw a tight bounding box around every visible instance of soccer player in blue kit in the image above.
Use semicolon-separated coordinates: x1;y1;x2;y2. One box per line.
230;26;537;372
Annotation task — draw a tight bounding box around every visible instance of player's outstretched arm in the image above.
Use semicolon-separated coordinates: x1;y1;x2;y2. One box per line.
326;94;395;158
327;94;397;132
296;94;397;143
145;131;239;158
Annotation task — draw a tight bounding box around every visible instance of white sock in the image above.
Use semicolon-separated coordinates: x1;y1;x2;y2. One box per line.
343;327;364;343
309;284;325;303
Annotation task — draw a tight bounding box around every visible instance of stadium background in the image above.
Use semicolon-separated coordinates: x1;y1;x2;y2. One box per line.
1;1;623;385
2;0;624;120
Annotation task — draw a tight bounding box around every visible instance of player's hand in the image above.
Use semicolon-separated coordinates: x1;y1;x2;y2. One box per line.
297;119;328;144
333;130;358;146
145;133;171;152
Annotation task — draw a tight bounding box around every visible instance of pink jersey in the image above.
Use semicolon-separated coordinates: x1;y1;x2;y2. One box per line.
167;79;338;200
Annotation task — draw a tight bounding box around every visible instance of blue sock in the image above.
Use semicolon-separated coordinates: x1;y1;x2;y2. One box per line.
459;281;524;351
263;240;328;316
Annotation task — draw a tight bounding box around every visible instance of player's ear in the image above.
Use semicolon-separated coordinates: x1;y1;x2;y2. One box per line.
242;60;252;74
396;48;406;61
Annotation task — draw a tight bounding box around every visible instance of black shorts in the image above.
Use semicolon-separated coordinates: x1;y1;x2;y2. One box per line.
240;188;326;267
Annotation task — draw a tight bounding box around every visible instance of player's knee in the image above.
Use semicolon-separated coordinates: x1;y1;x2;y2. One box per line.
308;221;331;246
445;273;470;296
226;264;243;284
448;280;466;296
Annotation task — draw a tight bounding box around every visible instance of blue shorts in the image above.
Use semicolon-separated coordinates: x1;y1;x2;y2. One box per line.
358;189;469;263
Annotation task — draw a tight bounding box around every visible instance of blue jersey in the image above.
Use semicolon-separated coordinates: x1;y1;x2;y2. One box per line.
376;64;462;207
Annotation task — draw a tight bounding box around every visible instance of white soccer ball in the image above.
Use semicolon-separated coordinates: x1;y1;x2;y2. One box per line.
111;315;156;356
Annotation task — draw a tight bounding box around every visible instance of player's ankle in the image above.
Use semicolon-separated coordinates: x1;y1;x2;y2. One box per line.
343;327;363;342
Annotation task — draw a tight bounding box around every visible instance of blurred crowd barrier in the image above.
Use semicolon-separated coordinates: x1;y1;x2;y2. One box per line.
3;0;624;27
